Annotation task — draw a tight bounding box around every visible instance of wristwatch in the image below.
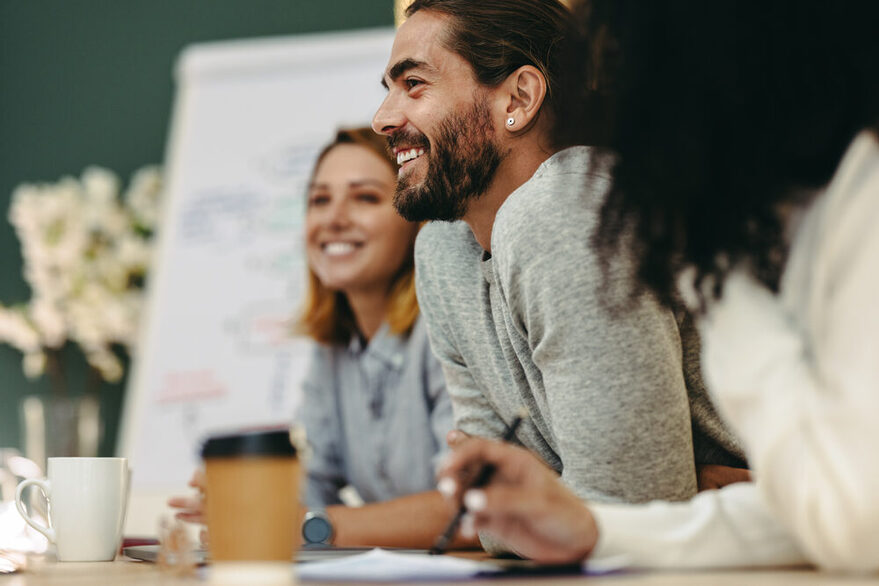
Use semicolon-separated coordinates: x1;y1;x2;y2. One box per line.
302;510;334;546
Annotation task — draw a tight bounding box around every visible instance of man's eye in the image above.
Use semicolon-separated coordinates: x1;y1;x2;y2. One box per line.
308;195;329;207
355;193;380;203
404;78;423;90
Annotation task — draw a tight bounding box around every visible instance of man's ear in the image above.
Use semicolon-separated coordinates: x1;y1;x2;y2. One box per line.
497;65;547;133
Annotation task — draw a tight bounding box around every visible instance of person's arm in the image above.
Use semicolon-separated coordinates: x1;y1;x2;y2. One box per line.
312;349;480;550
319;320;477;550
429;337;508;440
590;483;806;568
413;229;509;441
422;325;456;472
325;490;478;549
495;175;697;503
418;316;512;553
413;225;513;554
437;436;806;568
700;270;879;570
696;465;750;491
695;135;879;572
436;437;599;563
167;468;208;545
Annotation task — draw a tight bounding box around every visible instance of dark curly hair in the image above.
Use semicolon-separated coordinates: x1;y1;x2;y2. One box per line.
580;0;879;309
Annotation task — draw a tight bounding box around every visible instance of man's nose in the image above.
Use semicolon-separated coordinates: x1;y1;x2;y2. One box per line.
372;92;405;136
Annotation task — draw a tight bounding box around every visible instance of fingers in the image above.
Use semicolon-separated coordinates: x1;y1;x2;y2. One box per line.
437;476;457;499
463;483;599;564
439;437;539;491
188;468;206;491
463;484;544;519
696;465;752;491
437;436;592;562
167;496;202;510
167;495;205;525
173;469;208;525
446;429;471;448
174;511;205;524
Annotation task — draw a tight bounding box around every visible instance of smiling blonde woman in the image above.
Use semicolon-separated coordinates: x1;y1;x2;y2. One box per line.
292;127;476;549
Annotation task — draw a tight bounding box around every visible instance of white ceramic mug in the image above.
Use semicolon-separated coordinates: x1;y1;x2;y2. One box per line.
15;457;129;562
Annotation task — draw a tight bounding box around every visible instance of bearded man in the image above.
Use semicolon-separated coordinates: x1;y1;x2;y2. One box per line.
372;0;747;545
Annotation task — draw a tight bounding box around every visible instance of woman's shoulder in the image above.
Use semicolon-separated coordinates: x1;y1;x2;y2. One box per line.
384;315;429;357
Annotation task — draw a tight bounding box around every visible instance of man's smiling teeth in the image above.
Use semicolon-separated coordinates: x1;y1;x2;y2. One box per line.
397;148;425;165
323;242;358;256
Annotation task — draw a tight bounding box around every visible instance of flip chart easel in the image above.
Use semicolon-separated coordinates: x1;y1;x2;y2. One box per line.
119;28;395;535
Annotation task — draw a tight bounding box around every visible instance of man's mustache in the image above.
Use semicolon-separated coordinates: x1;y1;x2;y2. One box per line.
387;130;430;151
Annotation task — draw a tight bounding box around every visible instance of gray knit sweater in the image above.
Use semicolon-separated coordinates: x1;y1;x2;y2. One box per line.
415;146;744;505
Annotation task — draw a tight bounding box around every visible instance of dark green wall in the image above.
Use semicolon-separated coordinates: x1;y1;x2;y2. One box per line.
0;0;395;454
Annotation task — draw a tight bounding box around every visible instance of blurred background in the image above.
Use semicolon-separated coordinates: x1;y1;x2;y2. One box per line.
0;0;395;459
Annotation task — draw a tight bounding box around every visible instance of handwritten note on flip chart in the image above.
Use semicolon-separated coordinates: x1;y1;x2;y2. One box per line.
119;28;396;534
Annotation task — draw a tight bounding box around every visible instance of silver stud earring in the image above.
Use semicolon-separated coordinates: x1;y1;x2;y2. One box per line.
506;117;515;127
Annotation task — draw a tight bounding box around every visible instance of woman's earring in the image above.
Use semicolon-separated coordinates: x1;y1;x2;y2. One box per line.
506;117;515;127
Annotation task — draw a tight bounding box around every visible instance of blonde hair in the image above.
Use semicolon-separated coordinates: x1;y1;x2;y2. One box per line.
297;128;419;345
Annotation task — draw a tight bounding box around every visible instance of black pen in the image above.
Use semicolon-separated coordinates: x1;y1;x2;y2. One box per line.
429;408;528;555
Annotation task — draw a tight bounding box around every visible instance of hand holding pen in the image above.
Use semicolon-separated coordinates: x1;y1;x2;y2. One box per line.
430;409;527;554
433;410;599;564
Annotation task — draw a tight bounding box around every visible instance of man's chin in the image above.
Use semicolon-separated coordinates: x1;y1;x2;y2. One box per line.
393;189;465;223
393;187;433;222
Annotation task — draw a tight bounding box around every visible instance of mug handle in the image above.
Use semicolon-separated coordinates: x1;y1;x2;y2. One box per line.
15;478;56;543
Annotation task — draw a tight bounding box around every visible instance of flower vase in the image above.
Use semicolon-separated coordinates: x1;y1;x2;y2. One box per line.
19;394;102;473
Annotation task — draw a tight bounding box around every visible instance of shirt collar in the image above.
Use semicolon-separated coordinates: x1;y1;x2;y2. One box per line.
346;322;406;371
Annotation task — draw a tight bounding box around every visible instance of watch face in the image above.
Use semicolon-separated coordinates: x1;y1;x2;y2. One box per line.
303;515;333;544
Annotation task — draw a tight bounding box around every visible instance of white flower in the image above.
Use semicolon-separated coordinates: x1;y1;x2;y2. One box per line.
95;255;128;293
116;292;145;350
12;180;90;296
87;348;124;383
22;351;47;379
67;290;107;348
2;165;162;383
0;306;41;354
81;167;119;208
125;166;162;228
116;235;152;271
29;296;66;349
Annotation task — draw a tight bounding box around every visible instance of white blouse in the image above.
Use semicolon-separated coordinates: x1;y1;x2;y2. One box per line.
591;131;879;572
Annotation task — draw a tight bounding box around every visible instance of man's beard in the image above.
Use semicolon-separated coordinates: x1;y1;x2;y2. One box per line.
391;98;504;222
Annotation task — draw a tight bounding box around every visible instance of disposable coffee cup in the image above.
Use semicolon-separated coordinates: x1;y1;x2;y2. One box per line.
15;457;129;562
201;428;301;567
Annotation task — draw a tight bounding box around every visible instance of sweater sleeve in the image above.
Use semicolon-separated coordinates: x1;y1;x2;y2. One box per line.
420;303;509;442
414;227;509;442
495;172;697;503
697;134;879;571
590;482;807;568
419;323;456;473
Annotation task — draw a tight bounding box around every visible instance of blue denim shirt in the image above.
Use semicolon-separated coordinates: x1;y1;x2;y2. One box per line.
295;316;452;507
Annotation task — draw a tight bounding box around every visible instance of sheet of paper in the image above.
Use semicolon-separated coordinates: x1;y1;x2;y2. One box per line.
583;554;630;575
296;548;503;582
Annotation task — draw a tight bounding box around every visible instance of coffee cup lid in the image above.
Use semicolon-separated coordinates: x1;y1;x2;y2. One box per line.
201;428;298;459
